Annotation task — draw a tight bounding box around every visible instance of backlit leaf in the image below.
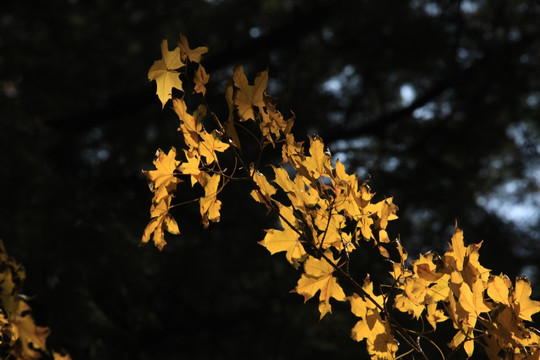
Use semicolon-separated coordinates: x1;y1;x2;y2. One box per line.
148;39;184;108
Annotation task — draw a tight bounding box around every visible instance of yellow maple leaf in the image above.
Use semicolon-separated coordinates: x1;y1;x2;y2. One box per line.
142;195;179;250
458;280;490;327
178;150;200;186
199;130;230;165
304;135;331;179
193;65;209;96
488;274;511;306
351;307;398;359
295;251;346;319
148;39;185;108
445;224;466;271
512;276;540;322
177;33;208;63
13;300;50;359
259;205;306;265
199;173;222;228
142;148;181;203
250;169;276;211
172;98;202;152
233;66;268;121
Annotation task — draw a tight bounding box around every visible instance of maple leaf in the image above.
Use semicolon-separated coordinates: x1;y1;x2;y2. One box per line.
487;274;511;305
250;169;276;211
173;98;201;150
142;148;181;203
295;251;346;319
193;65;209;96
199;130;230;165
148;39;185;108
199;173;222;228
304;135;331;179
445;224;466;271
233;66;268;121
351;307;398;359
178;33;208;63
178;149;200;186
13;300;50;359
142;195;179;250
259;205;306;266
512;276;540;322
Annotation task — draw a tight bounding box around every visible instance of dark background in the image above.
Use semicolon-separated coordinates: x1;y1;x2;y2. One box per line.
1;0;540;358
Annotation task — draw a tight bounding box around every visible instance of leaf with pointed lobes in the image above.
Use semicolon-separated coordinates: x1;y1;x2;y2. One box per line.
250;168;276;211
444;224;466;271
199;173;222;228
199;130;230;165
233;66;268;121
294;251;346;319
350;306;398;360
193;65;209;96
376;197;398;232
148;39;185;108
513;276;540;322
177;33;208;63
173;98;202;150
14;300;51;359
142;147;182;204
259;205;306;266
487;274;511;305
304;135;331;179
142;195;179;250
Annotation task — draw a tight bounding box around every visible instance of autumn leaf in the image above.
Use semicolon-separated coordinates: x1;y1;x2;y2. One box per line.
173;98;201;150
304;135;331;179
259;205;306;266
445;224;466;271
199;130;230;165
148;39;185;108
250;168;276;211
233;66;268;121
178;33;208;63
142;148;181;203
13;300;50;359
193;65;209;96
294;251;346;319
513;276;540;322
142;195;179;250
487;274;510;305
199;173;222;228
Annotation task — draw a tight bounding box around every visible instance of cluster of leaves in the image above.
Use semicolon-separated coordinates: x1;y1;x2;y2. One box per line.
0;242;70;360
143;34;540;359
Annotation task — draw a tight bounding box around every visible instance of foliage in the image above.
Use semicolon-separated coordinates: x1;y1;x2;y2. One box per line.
143;34;540;359
0;242;70;360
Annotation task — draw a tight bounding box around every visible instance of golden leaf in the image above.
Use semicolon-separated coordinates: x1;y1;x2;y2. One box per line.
193;65;209;96
199;173;222;228
142;195;179;250
148;39;184;108
13;300;50;359
233;66;268;121
142;147;181;200
199;130;230;165
294;252;346;319
177;33;208;63
488;274;510;306
513;276;540;322
259;205;306;265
